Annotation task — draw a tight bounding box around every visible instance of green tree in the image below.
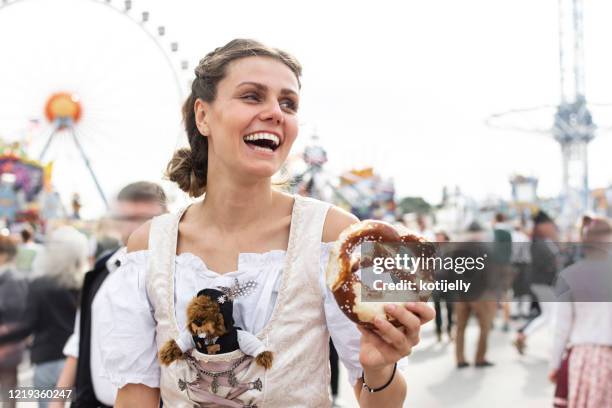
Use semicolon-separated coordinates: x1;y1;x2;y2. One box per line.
397;196;431;215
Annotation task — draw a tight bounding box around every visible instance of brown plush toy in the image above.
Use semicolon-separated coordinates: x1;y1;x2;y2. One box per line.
159;288;273;369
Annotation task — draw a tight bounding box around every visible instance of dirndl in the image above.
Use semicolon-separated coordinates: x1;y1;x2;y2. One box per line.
568;344;612;408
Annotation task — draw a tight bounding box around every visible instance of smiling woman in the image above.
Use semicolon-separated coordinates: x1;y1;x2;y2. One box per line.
97;38;433;408
166;39;302;198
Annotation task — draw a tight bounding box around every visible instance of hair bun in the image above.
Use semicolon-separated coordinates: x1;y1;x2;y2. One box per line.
166;148;206;198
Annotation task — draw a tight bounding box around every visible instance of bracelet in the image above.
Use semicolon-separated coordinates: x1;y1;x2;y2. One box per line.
361;363;397;393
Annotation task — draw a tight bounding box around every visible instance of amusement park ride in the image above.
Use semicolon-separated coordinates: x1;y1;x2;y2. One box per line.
553;0;595;224
40;92;109;208
0;0;190;219
487;0;611;229
292;133;397;221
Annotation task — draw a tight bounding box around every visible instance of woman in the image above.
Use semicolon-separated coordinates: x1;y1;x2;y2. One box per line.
0;226;88;408
0;235;28;408
97;39;434;407
549;217;612;407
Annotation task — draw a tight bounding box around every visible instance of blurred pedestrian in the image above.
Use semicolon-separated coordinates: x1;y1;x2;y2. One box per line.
514;210;560;355
549;217;612;408
453;221;497;368
329;339;340;406
491;213;514;332
415;213;436;241
0;226;88;408
510;220;532;319
433;230;453;342
0;235;27;408
52;181;167;408
71;193;82;220
14;224;43;277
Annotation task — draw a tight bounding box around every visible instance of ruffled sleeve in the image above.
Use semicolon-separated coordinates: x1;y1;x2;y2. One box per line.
319;242;408;386
95;251;160;389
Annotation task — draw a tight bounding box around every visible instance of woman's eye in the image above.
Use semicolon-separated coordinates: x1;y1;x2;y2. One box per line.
241;93;261;102
280;99;298;112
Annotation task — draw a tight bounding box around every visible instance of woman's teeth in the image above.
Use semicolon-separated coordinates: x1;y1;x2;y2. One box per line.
252;145;274;152
243;132;280;150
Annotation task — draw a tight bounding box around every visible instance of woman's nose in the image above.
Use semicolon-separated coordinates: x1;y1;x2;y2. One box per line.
259;100;284;125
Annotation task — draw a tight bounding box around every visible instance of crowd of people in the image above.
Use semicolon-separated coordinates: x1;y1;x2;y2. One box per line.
0;190;609;408
0;181;167;408
411;210;612;407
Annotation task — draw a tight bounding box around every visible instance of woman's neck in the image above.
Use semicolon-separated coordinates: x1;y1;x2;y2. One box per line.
198;176;279;234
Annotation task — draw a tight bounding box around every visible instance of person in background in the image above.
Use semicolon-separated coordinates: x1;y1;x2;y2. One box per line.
433;230;453;342
51;181;167;408
92;235;121;262
329;339;341;406
453;221;497;368
14;224;43;277
415;213;436;241
71;193;82;220
0;226;88;408
0;235;28;408
549;217;612;408
510;220;532;320
514;210;560;355
491;213;514;332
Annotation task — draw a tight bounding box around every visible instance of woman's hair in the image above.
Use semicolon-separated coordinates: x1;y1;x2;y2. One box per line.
166;39;302;198
33;226;89;289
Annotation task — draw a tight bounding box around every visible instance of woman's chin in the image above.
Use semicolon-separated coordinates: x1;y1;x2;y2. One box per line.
238;149;286;179
238;163;280;181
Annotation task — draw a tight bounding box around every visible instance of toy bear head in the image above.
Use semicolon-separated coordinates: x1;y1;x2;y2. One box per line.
187;288;235;338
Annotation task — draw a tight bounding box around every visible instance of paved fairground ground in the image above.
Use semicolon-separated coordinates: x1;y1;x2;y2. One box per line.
337;308;555;408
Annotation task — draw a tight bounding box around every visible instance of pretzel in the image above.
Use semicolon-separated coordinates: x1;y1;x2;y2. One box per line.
326;220;435;328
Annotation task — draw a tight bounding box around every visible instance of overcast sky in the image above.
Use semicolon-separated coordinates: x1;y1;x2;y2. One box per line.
1;0;611;217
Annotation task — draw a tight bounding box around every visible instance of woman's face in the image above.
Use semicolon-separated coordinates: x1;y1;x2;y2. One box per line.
196;56;300;181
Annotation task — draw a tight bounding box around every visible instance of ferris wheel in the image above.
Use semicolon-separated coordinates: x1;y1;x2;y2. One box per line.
0;0;191;217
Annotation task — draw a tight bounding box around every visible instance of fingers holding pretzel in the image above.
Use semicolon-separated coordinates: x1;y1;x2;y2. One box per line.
357;302;434;370
326;219;435;328
325;220;436;372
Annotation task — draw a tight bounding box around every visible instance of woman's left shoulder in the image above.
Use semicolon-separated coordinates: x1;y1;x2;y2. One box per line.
322;205;359;243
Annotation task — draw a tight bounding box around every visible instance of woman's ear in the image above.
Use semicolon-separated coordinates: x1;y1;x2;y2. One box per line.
194;99;210;137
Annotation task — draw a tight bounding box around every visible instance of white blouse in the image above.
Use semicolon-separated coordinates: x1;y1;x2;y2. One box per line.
550;258;612;369
96;242;403;390
551;302;612;369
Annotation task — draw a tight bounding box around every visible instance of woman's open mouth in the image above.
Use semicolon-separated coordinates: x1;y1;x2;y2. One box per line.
243;132;281;153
